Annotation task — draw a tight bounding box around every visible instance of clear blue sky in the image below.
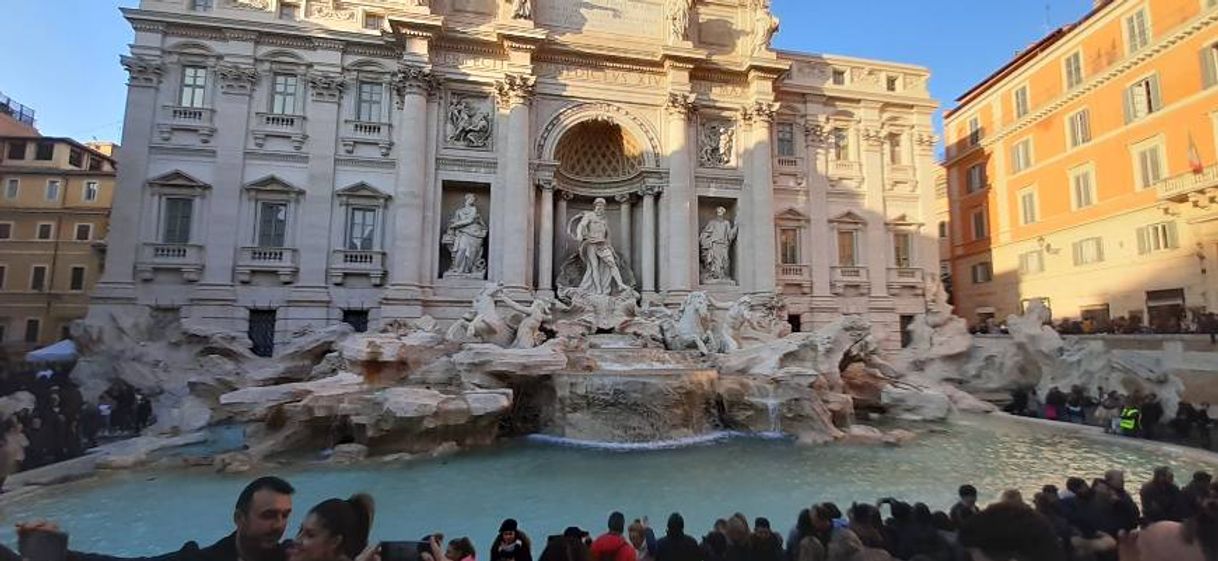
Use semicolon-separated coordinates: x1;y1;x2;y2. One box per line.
0;0;1095;143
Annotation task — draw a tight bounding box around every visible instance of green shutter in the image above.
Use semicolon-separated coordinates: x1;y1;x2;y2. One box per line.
1202;47;1218;89
1137;226;1149;255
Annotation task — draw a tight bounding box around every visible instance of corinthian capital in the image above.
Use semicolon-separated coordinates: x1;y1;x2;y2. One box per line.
495;73;536;109
750;101;779;124
121;56;165;88
308;72;346;103
217;64;259;95
665;92;697;118
392;64;436;107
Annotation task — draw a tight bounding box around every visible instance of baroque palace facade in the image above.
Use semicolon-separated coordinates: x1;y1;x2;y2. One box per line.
96;0;938;352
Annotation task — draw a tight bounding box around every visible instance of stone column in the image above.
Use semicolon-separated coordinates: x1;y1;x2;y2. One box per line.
616;193;633;267
537;179;556;293
861;125;890;297
804;121;833;298
640;183;661;294
664;92;697;294
495;73;536;290
297;72;344;288
203;63;258;286
748;101;779;292
557;190;571;264
387;63;434;295
97;56;165;293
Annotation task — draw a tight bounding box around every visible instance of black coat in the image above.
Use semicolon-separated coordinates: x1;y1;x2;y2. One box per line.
656;535;703;561
70;533;286;561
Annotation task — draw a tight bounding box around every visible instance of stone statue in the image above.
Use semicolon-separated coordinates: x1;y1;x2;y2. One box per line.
750;0;779;56
718;293;790;352
442;194;489;278
510;0;532;20
661;291;721;355
498;293;568;349
446;97;492;148
667;0;693;44
699;206;738;282
567;198;630;296
464;282;514;347
699;122;734;167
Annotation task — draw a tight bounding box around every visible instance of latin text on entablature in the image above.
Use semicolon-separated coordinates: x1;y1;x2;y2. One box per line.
535;63;664;88
694;173;743;191
691;80;747;100
437;155;498;175
432;50;508;73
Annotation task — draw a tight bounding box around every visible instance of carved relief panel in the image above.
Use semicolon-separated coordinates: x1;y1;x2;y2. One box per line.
444;91;494;150
699;119;736;168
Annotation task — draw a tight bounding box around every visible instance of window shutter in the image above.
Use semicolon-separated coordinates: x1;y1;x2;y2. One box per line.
1072;242;1082;265
1148;76;1163;113
1123;87;1134;124
1137;227;1149;254
1202;47;1218;89
1096;239;1104;262
1166;222;1179;249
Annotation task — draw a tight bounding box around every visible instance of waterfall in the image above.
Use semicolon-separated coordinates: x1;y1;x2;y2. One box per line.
746;384;782;436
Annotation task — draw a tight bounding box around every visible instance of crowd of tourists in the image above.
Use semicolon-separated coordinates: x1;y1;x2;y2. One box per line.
8;467;1218;561
969;312;1218;339
1003;385;1215;450
0;367;153;489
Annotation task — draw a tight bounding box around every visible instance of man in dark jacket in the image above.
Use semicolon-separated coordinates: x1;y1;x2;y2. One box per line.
746;519;782;561
655;514;703;561
18;476;295;561
1140;466;1186;523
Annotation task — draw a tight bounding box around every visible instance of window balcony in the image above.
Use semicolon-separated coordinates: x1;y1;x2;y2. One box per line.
329;249;385;286
340;120;394;157
888;164;916;183
828;160;862;179
775;156;802;170
776;263;811;294
252;113;308;150
136;243;204;282
1156;164;1218;205
236;246;299;283
887;266;924;285
830;265;869;295
156;105;216;143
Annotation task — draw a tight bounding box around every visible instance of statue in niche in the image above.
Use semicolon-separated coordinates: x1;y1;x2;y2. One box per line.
442;193;488;278
446;96;492;148
699;206;738;283
699;122;734;167
667;0;693;44
567;197;631;296
750;0;779;56
509;0;532;20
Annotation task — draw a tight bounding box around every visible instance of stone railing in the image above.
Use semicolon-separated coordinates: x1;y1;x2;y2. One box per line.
236;246;299;283
157;105;216;143
1155;164;1218;201
888;164;915;183
329;249;385;286
135;242;204;282
887;267;924;285
776;263;811;294
775;156;802;170
828;160;862;179
340;120;393;156
252;113;308;150
830;265;869;296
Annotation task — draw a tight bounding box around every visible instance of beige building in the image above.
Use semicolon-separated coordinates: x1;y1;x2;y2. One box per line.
0;120;117;359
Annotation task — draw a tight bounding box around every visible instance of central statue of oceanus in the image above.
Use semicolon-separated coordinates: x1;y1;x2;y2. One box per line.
567;197;630;296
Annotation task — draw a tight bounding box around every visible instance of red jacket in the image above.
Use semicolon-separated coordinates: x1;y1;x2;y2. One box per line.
589;534;636;561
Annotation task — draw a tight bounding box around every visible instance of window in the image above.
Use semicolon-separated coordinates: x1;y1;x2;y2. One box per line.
1125;75;1162;122
257;201;288;247
271;73;299;115
1135;143;1164;189
356;81;384;122
162;197;194;244
776;123;796;157
69;266;86;291
36;223;53;240
30;265;47;291
363;12;383;30
832;69;847;85
1064;51;1084;89
1014;85;1030;119
1018;250;1044;275
966;163;986;192
6;141;25;160
35;141;54;160
0;265;6;289
967;117;981;146
832;128;850;161
971;262;993;284
970;209;988;240
886;76;899;92
893;232;913;268
84;181;99;202
191;0;214;10
888;133;902;165
248;309;277;357
1073;237;1105;265
1071;167;1097;209
1202;42;1218;89
5;178;18;199
0;223;10;239
279;2;299;19
74;223;92;241
180;66;208;108
779;228;799;265
1019;189;1038;225
45;179;60;201
88;157;102;171
24;318;40;343
836;230;858;267
1012;138;1032;173
68;149;83;168
1126;8;1150;54
0;323;5;342
347;207;377;250
1137;221;1178;254
938;221;948;239
1068;109;1091;148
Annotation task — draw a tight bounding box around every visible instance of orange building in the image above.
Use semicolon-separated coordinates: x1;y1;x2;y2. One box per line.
944;0;1218;332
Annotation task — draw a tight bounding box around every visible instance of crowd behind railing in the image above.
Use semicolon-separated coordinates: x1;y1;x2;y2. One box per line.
969;312;1218;339
6;468;1218;561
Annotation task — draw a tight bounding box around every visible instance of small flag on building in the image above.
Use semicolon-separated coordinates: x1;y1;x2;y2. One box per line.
1188;132;1204;174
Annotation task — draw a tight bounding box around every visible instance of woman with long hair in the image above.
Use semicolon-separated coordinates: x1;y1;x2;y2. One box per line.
287;494;375;561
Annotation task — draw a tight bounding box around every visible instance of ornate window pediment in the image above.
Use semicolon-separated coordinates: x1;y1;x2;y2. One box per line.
335;181;390;201
148;170;211;195
886;213;923;232
829;210;867;226
243;175;305;198
775;207;810;223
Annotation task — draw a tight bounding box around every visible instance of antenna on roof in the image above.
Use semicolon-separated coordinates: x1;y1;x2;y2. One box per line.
1043;2;1052;33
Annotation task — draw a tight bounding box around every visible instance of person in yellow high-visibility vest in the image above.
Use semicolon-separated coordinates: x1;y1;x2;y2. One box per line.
1119;404;1142;437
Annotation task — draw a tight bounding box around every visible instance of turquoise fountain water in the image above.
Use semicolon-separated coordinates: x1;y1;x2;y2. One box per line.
2;415;1214;556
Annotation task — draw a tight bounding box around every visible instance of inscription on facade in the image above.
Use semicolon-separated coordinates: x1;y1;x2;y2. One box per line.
432;51;507;73
536;63;663;87
538;0;662;38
